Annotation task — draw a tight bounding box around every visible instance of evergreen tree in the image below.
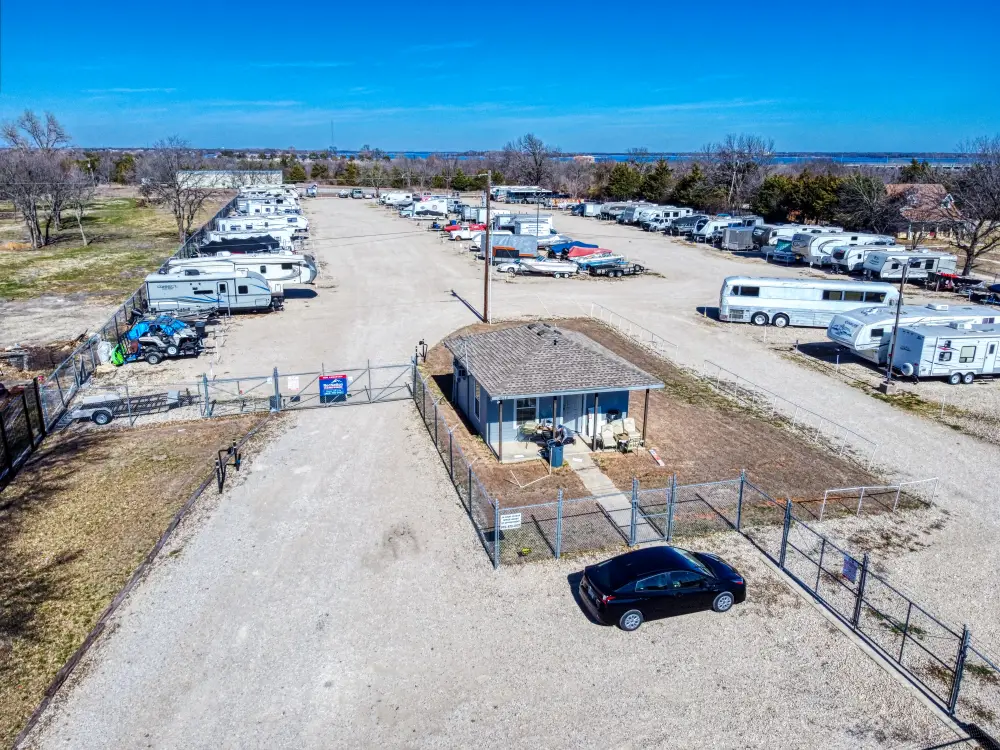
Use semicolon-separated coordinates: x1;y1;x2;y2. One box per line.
640;159;674;202
606;163;643;199
898;158;933;184
451;168;471;191
751;174;798;222
309;162;329;181
287;163;307;182
343;161;359;185
431;173;448;190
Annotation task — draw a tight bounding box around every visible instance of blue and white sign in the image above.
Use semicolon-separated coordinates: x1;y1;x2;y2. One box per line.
319;374;349;403
842;555;859;583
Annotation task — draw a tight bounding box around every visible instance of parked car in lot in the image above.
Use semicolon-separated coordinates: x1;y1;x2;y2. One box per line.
338;190;350;198
350;189;364;199
579;546;746;631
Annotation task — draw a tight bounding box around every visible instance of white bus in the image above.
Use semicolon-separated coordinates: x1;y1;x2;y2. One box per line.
719;276;898;328
826;303;998;365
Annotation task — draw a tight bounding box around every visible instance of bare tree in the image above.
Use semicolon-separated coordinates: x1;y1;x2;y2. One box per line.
66;169;96;246
704;133;775;212
137;137;219;242
360;162;389;196
836;171;905;234
946;135;1000;275
502;133;556;186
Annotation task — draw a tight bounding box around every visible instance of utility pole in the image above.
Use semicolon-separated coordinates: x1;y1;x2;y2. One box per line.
883;262;910;387
481;171;492;323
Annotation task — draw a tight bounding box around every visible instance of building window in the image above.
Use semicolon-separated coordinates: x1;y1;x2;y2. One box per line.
515;398;537;424
844;291;864;301
822;290;844;301
474;383;481;419
959;346;976;363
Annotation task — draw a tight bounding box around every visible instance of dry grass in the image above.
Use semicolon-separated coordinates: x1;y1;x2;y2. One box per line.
0;189;228;302
0;415;263;746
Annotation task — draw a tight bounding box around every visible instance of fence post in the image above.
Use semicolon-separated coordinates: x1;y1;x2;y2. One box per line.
411;357;417;397
271;367;281;413
467;465;473;516
947;626;971;715
202;374;211;417
814;538;826;593
448;429;454;479
892;484;903;512
629;477;638;546
20;390;35;447
666;473;677;542
779;498;792;569
32;377;46;440
819;491;829;522
433;403;439;448
856;486;866;516
555;489;563;559
0;411;12;474
736;469;746;531
851;553;870;629
493;502;501;570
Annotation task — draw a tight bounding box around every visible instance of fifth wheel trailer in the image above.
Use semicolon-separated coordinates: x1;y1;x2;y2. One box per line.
145;269;279;314
891;323;1000;383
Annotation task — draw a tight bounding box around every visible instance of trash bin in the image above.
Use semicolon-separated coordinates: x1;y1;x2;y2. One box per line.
548;440;564;468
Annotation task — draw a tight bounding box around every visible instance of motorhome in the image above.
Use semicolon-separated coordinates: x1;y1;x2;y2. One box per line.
892;323;1000;384
513;214;555;237
791;232;894;267
145;269;278;314
205;228;295;250
410;198;448;218
862;249;958;281
619;203;656;225
752;224;843;248
640;206;691;230
826;303;999;365
719;276;898;328
216;215;308;234
165;251;317;289
692;216;762;243
381;192;413;207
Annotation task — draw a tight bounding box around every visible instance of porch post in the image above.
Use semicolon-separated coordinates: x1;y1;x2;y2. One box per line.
641;388;650;445
592;392;600;451
498;400;504;463
552;396;557;434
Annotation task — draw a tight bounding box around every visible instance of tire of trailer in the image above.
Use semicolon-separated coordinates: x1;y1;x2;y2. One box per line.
963;372;975;385
92;410;113;426
949;372;962;385
751;312;769;326
145;352;163;365
772;314;790;328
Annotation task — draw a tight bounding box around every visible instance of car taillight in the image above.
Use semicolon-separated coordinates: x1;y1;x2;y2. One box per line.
600;595;615;605
732;578;744;585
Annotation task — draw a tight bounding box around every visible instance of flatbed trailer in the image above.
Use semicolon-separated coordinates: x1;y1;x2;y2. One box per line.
589;263;647;278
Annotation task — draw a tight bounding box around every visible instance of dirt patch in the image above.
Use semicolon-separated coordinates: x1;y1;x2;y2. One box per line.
0;414;265;746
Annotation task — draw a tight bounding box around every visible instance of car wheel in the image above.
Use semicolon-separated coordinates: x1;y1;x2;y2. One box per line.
92;410;113;426
712;592;735;612
963;372;975;385
145;352;162;365
506;268;516;276
618;610;643;631
751;312;769;326
949;372;962;385
166;345;179;357
772;314;790;328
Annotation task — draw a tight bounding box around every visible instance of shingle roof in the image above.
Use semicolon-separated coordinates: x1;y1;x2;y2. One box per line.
444;323;664;400
886;184;958;223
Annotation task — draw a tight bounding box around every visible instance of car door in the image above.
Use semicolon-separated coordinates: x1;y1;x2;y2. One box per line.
634;573;678;619
668;570;717;612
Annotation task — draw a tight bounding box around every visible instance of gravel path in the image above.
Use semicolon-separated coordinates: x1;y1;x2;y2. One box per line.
24;199;974;748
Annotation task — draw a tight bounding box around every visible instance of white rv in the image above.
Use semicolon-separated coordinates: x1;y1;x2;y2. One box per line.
410;198;448;218
753;224;843;248
166;251;317;289
791;232;894;267
892;322;1000;384
381;192;413;207
145;269;278;313
862;249;958;281
205;228;295;250
513;214;555;237
830;245;875;274
719;276;898;328
827;303;999;365
216;215;308;234
693;216;762;243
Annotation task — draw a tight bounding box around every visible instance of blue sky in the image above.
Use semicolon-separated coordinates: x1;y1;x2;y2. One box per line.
2;0;997;152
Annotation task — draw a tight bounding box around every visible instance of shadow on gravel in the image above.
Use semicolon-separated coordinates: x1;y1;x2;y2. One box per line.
566;571;604;626
695;306;720;321
284;288;318;300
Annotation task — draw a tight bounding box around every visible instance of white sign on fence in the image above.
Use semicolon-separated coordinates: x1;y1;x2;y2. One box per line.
287;376;300;391
499;513;522;531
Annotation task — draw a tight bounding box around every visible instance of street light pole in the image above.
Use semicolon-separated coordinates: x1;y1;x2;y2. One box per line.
884;262;910;384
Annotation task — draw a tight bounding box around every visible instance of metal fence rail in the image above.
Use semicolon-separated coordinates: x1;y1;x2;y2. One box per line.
818;477;940;521
587;302;681;362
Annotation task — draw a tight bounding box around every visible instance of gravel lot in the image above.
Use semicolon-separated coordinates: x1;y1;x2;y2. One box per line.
23;198;986;748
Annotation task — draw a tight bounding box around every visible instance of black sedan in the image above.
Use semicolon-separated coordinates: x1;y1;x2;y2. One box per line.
579;546;746;631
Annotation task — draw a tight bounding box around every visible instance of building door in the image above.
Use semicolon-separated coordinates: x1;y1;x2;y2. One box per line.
562;395;583;435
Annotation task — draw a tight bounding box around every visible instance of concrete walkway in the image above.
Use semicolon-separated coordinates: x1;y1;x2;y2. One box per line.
569;451;659;543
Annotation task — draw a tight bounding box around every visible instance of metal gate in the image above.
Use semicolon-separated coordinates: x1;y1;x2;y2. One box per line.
202;362;413;416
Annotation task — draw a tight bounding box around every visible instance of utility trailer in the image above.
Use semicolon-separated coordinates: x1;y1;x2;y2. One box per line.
588;263;647;278
721;227;755;251
67;390;189;425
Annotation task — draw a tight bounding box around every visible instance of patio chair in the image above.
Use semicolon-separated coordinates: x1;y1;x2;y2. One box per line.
519;421;540;442
622;417;643;451
599;424;616;450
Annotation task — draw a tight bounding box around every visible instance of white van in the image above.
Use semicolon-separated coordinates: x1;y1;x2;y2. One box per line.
719;276;898;328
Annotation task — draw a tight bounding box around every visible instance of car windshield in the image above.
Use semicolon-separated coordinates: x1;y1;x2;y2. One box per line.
674;549;712;577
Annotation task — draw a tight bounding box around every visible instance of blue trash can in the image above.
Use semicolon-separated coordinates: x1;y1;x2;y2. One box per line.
548;440;564;468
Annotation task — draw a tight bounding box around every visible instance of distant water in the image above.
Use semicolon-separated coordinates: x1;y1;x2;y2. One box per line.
333;151;971;166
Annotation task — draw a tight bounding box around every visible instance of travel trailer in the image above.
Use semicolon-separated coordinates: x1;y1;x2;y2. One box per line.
827;303;999;365
891;323;1000;383
512;215;555;237
692;216;762;243
791;232;894;267
862;249;958;281
410;198;448;218
165;252;317;289
204;228;295;250
830;245;876;274
752;224;843;248
719;276;898;328
145;269;279;313
216;215;308;234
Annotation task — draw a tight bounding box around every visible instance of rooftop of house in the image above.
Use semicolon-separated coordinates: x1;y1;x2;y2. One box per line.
886;183;958;223
444;322;664;400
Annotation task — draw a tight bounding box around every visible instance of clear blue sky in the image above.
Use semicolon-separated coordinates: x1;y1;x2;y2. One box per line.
2;0;997;152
